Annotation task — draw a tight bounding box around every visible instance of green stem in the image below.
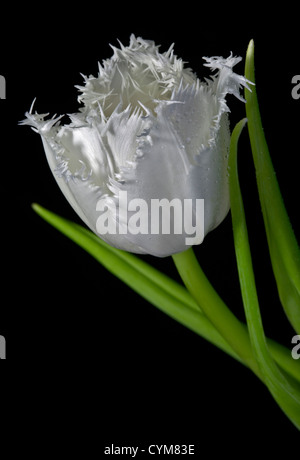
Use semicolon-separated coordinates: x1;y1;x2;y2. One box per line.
229;118;300;429
172;249;261;378
82;226;202;315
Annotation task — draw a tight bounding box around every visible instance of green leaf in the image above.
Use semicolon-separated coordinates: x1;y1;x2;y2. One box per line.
31;203;242;363
229;118;300;430
32;204;300;384
245;39;300;334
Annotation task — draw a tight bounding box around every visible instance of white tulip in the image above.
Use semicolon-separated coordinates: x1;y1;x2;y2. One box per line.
22;35;251;257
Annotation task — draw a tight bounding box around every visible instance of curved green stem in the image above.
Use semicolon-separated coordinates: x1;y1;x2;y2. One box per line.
172;248;262;379
229;118;300;430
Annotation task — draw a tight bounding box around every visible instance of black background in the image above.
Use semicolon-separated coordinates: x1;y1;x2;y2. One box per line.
1;4;300;453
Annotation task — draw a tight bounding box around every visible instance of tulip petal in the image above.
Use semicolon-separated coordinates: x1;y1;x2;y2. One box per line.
203;53;252;103
109;110;197;256
103;105;143;170
111;91;230;256
23;107;153;254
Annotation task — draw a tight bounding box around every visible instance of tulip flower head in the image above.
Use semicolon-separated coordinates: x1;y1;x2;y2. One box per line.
23;35;250;257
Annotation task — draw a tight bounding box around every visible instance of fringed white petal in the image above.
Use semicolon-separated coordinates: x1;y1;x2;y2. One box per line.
77;34;196;118
22;106;151;253
203;53;253;102
22;110;105;231
103;105;144;170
